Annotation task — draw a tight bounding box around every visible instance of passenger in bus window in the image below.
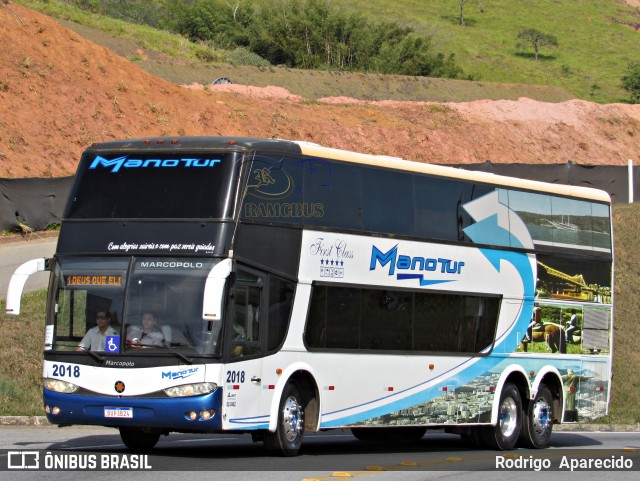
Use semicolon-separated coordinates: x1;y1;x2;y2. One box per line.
127;312;167;347
230;318;246;357
76;311;118;352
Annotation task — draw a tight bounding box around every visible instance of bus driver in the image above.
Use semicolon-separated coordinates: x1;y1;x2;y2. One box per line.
127;312;167;347
76;311;118;352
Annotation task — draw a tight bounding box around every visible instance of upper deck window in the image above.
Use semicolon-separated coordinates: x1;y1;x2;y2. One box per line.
241;154;611;255
66;152;241;219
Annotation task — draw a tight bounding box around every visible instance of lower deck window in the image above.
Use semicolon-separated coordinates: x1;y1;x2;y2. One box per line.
305;285;500;354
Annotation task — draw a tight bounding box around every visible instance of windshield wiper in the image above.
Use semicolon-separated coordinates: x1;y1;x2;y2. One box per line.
82;350;105;364
128;339;194;364
163;344;193;365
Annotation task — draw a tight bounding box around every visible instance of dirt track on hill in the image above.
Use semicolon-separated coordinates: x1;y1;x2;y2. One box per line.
1;3;639;179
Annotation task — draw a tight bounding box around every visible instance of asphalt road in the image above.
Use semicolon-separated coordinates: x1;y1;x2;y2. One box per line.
1;426;639;480
0;235;56;299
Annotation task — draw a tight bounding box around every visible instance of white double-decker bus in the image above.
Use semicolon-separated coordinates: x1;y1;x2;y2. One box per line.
6;137;613;455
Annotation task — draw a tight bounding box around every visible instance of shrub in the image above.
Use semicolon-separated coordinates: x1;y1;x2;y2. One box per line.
226;48;271;67
622;61;640;104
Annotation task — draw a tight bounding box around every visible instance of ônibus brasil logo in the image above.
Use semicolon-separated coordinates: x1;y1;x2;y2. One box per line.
89;155;222;173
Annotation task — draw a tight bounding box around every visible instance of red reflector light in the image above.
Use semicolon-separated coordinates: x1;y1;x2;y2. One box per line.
387;387;394;392
143;140;151;144
156;140;164;144
441;386;448;392
328;386;335;391
570;386;576;392
268;385;275;390
233;385;240;390
488;386;495;392
171;139;179;144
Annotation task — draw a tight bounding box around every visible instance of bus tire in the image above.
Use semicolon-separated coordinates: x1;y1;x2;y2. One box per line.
480;383;522;450
119;427;160;451
519;384;554;449
263;380;305;456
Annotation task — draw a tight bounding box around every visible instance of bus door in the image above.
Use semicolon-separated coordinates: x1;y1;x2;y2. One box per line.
223;269;266;429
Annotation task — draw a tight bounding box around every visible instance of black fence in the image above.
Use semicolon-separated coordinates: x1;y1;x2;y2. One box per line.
0;176;75;232
0;162;637;232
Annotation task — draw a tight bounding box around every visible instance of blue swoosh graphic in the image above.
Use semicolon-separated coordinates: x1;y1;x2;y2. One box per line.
321;192;535;427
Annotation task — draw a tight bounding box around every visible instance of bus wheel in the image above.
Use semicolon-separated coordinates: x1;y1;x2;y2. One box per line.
263;380;305;456
119;427;160;451
481;383;522;450
519;384;554;449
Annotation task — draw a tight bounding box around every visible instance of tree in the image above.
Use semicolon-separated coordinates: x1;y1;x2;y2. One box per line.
622;61;640;103
516;28;558;61
458;0;472;26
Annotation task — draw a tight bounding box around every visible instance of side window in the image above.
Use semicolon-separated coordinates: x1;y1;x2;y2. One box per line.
230;283;262;358
267;276;295;352
229;270;262;358
306;284;500;355
229;270;296;358
361;290;412;350
502;189;612;254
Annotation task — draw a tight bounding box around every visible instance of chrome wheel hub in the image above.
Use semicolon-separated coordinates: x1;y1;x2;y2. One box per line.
532;397;552;436
282;395;304;442
499;397;518;438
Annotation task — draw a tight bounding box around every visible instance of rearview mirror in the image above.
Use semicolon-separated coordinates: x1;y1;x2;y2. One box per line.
202;258;232;321
5;258;49;316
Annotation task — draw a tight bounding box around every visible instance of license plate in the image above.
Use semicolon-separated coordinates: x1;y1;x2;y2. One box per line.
104;407;133;418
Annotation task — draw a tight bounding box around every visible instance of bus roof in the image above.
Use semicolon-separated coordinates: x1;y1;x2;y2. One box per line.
294;141;612;204
85;136;612;204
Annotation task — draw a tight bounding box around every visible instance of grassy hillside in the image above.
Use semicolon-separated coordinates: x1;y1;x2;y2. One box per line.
50;19;578;103
11;0;640;103
343;0;639;103
606;203;640;423
1;204;639;423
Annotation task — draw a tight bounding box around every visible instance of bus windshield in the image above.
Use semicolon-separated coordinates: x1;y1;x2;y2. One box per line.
48;256;224;356
66;151;240;219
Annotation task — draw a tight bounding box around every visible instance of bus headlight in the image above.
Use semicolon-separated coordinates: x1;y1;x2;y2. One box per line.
164;382;217;398
44;378;79;393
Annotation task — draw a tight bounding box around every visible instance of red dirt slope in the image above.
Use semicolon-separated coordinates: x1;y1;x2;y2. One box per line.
1;3;639;178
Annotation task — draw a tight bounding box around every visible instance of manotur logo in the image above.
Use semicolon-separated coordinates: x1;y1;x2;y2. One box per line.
89;155;222;173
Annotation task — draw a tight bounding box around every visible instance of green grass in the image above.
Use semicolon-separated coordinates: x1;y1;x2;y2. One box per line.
1;204;640;422
0;292;45;416
13;0;639;103
12;0;222;64
343;0;639;103
10;0;640;103
9;1;578;103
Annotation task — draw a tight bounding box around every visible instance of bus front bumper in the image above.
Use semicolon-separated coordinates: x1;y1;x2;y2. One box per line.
43;387;223;431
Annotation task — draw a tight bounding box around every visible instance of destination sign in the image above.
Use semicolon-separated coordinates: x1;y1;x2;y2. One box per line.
65;275;123;286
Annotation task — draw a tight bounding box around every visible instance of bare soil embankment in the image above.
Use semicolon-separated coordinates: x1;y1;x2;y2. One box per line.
0;3;639;179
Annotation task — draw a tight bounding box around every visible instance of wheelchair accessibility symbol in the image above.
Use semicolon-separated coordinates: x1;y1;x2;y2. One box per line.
106;336;120;353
